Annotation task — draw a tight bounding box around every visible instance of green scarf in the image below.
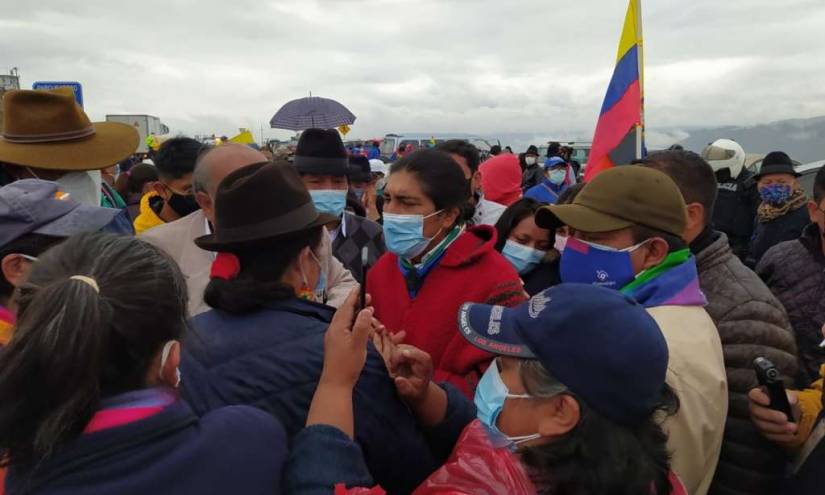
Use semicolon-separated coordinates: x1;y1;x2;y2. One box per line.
620;248;691;293
400;224;465;270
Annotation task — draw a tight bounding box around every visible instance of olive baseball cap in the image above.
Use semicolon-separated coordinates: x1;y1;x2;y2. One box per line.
535;165;687;236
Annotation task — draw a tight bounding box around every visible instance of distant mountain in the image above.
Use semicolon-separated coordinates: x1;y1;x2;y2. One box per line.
375;116;825;164
674;116;825;163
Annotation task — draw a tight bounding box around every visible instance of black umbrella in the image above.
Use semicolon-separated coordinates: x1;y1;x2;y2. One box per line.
270;96;356;131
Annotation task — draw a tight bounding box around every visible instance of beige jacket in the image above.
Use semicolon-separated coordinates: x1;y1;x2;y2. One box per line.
140;210;358;317
648;305;728;495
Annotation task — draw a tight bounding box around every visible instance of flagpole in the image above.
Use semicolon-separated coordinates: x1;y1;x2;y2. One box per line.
635;0;644;159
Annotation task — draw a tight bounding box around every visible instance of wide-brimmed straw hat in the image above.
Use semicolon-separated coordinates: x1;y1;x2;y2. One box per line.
0;88;139;171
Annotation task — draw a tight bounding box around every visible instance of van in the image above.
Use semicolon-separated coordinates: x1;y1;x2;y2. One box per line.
380;134;499;161
538;141;592;167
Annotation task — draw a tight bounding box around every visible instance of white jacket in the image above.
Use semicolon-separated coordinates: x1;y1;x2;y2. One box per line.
648;305;728;495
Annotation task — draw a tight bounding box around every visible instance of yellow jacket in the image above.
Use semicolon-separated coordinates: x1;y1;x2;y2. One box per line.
133;192;166;235
793;364;825;448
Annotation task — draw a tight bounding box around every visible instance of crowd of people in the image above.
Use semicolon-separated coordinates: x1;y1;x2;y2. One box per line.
0;86;823;494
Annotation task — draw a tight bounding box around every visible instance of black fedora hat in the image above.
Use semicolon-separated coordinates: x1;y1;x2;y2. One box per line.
293;128;348;176
195;160;337;251
348;155;372;183
755;151;800;180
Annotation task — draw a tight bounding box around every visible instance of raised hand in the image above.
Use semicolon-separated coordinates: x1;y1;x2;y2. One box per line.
390;345;433;404
322;288;374;388
307;288;375;439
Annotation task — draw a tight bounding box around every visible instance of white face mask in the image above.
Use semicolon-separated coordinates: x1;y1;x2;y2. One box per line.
554;234;568;252
525;156;537;166
55;170;102;206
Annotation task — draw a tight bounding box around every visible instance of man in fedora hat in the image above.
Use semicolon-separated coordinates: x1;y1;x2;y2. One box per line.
536;165;727;495
747;151;809;267
0;88;139;210
140;143;357;316
293;129;385;283
0;179;124;344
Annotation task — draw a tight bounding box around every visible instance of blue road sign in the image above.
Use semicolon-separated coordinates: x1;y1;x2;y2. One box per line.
32;81;84;107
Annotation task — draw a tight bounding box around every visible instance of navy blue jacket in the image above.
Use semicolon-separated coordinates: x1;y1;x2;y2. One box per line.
285;383;477;494
181;297;439;495
6;400;285;495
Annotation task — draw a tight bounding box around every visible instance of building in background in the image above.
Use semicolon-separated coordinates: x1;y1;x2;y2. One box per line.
0;68;21;133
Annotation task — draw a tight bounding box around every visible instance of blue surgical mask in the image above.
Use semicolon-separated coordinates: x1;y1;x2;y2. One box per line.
309;190;347;217
560;236;646;290
475;361;541;446
352;188;365;201
383;210;443;259
548;169;567;185
312;250;327;303
502;240;546;275
760;184;793;205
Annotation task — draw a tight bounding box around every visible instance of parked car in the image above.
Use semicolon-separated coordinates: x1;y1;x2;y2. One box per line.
795;160;825;197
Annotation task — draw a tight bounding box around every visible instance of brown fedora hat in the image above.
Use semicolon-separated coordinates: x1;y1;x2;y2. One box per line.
195;160;337;252
0;88;139;171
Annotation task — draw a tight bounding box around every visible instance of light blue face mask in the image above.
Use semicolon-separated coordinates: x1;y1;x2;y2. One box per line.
314;261;328;303
547;168;567;185
475;360;542;446
502;240;546;275
382;210;443;259
309;189;347;218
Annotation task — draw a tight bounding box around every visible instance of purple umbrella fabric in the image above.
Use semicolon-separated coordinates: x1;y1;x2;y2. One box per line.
269;96;356;131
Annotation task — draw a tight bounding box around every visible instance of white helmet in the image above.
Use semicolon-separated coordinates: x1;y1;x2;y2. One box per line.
701;139;745;179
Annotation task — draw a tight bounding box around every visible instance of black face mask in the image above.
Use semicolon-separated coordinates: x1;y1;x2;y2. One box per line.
167;193;200;217
715;168;734;183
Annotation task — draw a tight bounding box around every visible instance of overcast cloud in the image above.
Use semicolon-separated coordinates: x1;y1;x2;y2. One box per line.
3;0;825;147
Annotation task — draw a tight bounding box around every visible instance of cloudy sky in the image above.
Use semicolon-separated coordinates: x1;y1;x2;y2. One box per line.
4;0;825;147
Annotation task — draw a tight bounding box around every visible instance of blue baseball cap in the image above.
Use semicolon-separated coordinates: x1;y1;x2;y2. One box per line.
457;284;669;426
0;179;120;249
543;157;567;170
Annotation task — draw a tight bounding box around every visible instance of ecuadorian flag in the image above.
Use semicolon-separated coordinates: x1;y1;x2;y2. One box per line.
584;0;644;182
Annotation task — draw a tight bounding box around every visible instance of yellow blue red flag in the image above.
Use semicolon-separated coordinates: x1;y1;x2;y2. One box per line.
584;0;644;181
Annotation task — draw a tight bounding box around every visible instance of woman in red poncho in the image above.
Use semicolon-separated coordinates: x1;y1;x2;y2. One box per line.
367;149;526;397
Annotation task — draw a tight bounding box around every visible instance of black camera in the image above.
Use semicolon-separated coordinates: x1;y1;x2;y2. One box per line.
753;357;795;423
